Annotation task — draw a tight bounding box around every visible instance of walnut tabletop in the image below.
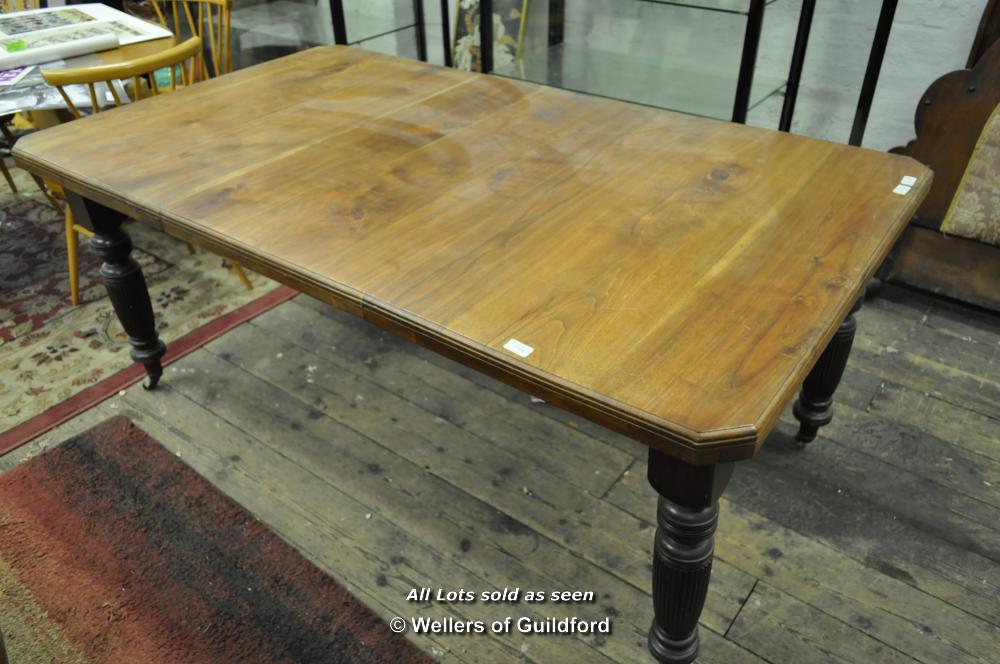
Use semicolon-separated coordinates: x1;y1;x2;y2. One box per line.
13;46;931;465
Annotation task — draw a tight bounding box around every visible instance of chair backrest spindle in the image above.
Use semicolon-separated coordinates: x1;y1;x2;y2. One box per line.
85;82;99;112
151;0;232;79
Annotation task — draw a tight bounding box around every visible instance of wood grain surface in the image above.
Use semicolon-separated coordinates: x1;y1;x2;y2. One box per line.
13;46;931;463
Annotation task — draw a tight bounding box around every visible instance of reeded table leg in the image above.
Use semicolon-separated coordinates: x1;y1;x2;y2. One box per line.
647;449;733;664
67;193;166;389
793;297;863;443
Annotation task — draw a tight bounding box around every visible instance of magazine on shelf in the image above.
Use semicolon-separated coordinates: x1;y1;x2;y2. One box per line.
0;65;32;86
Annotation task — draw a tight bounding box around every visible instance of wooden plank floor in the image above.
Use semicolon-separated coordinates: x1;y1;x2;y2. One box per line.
4;285;999;663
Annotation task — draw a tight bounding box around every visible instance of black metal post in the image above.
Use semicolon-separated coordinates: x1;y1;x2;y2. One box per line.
731;0;765;124
549;0;565;47
849;0;898;146
479;0;493;73
778;0;815;132
414;0;428;61
331;0;348;45
440;0;452;66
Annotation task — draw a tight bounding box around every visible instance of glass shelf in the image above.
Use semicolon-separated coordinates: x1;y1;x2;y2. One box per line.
492;0;789;121
495;42;783;120
230;0;416;67
229;0;790;122
356;25;421;60
636;0;781;17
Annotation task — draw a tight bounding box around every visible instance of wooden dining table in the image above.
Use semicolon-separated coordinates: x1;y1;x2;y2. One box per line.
13;46;930;663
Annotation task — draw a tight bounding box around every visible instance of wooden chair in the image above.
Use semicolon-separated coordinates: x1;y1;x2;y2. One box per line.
0;1;77;207
0;0;39;12
151;0;232;80
0;0;41;194
43;37;202;115
43;37;252;304
0;129;17;194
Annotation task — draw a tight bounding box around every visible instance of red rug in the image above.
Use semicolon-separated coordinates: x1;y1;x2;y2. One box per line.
0;416;432;664
0;285;296;456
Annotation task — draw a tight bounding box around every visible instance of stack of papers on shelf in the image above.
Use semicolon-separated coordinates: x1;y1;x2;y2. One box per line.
0;4;171;70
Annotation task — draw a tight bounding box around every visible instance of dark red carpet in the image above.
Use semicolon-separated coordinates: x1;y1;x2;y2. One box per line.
0;416;432;664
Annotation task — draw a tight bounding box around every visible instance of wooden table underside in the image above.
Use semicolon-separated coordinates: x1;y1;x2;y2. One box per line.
13;46;930;664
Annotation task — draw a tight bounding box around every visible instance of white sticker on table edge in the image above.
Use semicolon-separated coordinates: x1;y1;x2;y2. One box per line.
503;338;534;358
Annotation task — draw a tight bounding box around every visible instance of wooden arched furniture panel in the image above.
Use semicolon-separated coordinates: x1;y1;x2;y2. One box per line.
887;40;1000;311
889;39;1000;230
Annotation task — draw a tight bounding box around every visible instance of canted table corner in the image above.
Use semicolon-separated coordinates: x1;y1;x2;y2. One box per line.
13;45;931;663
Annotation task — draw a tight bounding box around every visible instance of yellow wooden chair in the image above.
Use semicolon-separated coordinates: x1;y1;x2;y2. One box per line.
0;0;38;10
43;37;252;305
151;0;232;80
0;130;16;194
43;37;201;114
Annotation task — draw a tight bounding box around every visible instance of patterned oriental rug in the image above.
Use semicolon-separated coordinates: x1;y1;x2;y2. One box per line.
0;417;431;664
0;167;295;451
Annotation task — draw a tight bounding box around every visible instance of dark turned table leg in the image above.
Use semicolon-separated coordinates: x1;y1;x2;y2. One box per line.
647;449;734;664
793;296;863;443
66;193;166;389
